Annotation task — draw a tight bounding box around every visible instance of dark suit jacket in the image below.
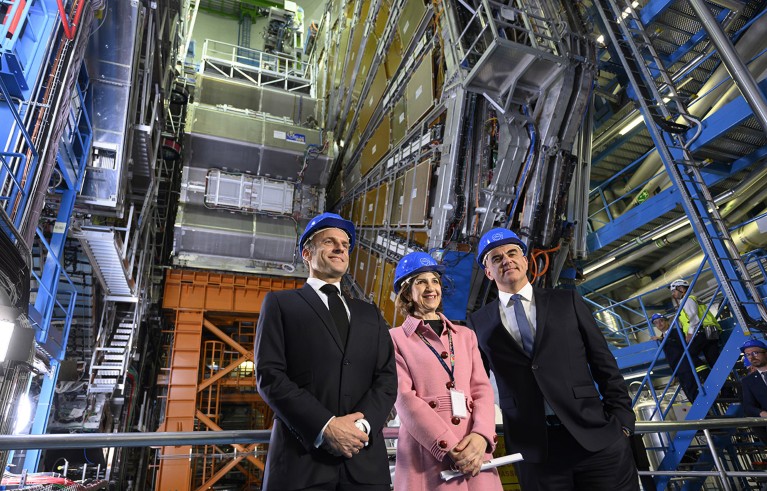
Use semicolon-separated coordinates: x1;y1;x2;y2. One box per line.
741;370;767;417
255;284;397;490
741;370;767;442
467;287;634;463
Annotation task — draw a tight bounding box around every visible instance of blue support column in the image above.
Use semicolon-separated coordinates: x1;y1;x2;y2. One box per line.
17;65;91;473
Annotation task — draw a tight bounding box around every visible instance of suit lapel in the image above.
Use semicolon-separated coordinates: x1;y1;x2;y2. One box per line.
298;284;344;352
533;287;548;352
485;299;528;358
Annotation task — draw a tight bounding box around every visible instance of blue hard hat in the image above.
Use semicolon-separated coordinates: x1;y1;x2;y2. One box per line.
299;213;356;254
393;252;445;294
651;313;666;323
741;339;767;353
476;228;527;268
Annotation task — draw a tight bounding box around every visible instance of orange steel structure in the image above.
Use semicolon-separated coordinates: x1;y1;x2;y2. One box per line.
155;270;303;490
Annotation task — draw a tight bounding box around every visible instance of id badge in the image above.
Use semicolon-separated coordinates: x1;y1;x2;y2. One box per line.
450;388;467;419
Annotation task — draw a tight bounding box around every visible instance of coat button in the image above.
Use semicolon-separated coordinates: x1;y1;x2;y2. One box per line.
343;360;350;366
441;351;449;359
429;401;437;408
531;364;538;370
451;417;461;425
493;435;498;443
439;440;448;449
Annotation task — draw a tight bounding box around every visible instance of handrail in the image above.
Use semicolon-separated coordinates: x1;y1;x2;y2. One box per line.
1;417;765;450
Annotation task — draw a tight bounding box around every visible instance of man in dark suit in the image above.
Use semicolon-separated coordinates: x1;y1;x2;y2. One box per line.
255;213;397;491
739;339;767;443
467;228;638;491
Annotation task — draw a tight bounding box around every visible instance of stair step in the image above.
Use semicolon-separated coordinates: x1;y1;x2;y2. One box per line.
96;347;126;353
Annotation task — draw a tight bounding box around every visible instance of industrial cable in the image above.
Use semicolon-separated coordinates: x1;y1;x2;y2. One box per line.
528;244;561;280
508;105;536;225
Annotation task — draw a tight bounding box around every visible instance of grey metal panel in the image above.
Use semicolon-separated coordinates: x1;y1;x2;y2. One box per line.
187;106;331;185
462;40;564;102
81;0;143;211
189;134;263;173
197;76;319;123
173;205;297;263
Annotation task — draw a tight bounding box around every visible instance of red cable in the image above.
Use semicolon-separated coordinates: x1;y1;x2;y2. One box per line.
55;0;86;40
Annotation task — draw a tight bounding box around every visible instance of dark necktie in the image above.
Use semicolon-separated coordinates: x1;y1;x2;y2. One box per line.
511;294;534;356
320;284;349;345
762;371;767;386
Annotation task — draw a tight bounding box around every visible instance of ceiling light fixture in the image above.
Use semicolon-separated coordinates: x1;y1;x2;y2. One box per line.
583;256;617;275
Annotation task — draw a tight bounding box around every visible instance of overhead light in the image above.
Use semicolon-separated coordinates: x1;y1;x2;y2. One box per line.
14;394;32;434
0;319;14;363
650;219;689;241
618;115;644;135
632;1;640;7
618;98;671;136
596;35;605;44
583;256;616;275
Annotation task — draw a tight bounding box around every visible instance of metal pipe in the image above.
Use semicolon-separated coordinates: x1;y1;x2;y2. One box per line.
56;0;87;40
584;163;767;280
703;428;733;491
689;0;767;136
3;417;767;450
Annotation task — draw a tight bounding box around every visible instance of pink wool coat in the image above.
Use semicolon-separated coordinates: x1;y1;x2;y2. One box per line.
390;313;503;491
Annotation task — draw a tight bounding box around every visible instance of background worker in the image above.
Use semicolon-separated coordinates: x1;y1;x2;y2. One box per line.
467;228;638;491
650;313;706;401
389;252;502;490
739;339;767;443
669;279;721;370
255;213;397;491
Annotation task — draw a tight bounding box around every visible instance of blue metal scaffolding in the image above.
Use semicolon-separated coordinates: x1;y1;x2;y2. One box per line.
1;0;93;472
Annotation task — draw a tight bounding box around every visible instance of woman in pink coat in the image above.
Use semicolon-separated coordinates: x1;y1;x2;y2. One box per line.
389;252;503;490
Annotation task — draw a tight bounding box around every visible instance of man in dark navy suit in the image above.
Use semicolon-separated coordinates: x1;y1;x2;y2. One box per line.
467;228;638;491
255;213;397;491
740;339;767;443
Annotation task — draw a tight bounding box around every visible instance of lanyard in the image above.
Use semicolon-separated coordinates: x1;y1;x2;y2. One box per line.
417;326;455;385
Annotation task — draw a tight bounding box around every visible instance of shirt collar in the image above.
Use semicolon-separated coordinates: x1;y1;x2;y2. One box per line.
306;277;341;294
498;282;533;307
401;313;456;337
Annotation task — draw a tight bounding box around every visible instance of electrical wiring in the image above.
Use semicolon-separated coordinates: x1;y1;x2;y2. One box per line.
1;470;84;488
528;245;561;280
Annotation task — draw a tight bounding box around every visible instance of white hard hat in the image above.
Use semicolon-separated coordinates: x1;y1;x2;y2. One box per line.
669;279;689;290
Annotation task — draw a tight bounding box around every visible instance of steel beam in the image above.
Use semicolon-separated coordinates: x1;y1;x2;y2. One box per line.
689;0;767;137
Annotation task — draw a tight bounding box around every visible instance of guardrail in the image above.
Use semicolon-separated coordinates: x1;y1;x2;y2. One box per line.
2;418;767;487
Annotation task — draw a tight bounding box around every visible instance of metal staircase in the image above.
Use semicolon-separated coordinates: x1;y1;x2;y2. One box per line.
88;303;137;394
593;0;767;333
592;0;767;487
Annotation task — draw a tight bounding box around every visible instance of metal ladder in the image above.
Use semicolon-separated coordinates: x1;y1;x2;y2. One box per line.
593;0;767;487
593;0;767;335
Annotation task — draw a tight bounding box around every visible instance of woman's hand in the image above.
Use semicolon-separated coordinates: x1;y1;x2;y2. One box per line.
448;432;487;476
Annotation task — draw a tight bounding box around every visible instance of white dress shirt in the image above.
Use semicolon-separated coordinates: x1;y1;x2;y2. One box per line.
497;282;536;348
306;277;350;318
497;283;555;416
304;277;367;447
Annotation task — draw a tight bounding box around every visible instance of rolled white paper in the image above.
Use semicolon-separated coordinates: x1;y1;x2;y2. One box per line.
440;453;524;481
